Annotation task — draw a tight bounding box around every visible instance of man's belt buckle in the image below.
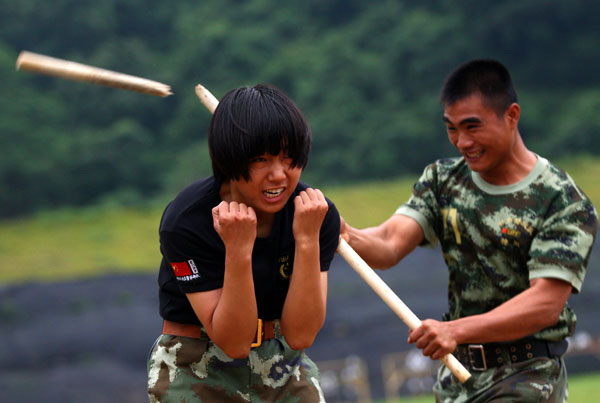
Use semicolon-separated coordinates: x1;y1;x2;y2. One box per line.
468;344;488;371
250;318;263;348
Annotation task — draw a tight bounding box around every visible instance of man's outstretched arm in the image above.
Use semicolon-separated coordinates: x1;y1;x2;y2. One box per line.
341;214;425;269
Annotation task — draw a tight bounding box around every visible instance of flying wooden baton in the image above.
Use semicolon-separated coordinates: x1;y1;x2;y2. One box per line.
16;50;173;97
194;83;471;383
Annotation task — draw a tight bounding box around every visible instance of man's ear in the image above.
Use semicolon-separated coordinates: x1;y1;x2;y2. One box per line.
506;103;520;128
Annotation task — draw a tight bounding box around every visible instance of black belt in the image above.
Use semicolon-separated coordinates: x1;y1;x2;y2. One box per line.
455;338;568;371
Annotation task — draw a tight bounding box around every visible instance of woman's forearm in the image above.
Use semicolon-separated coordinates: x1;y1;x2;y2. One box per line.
280;241;327;350
205;252;258;358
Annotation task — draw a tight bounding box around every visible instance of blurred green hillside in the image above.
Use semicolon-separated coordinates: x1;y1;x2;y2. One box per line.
1;0;599;218
0;156;598;284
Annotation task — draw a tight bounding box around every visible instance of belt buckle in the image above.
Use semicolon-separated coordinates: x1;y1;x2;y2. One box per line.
250;319;263;348
468;344;488;371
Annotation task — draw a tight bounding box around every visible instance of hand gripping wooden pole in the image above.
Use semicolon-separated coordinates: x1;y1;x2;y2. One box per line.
337;239;471;382
194;83;471;383
16;51;173;97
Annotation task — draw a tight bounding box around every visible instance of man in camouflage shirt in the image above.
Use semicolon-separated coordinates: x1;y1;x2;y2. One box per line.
341;59;597;402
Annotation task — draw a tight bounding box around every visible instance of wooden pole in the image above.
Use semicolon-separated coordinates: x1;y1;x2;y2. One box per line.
16;51;172;97
337;239;471;383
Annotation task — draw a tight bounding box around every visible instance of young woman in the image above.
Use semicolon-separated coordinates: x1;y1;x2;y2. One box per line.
147;84;340;402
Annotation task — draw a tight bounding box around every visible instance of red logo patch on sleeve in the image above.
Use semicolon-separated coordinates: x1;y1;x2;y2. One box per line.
170;261;192;277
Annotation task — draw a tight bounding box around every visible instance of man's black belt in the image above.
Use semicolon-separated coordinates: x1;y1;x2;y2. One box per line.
454;338;568;372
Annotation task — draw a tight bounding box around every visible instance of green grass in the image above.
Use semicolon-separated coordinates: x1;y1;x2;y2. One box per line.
0;203;165;283
0;155;597;284
379;372;600;402
568;372;600;400
323;177;416;229
554;154;600;205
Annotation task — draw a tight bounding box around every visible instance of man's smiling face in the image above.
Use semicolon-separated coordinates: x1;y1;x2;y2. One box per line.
443;94;519;183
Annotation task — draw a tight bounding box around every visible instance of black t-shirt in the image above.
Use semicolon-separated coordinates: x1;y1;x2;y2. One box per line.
157;176;340;325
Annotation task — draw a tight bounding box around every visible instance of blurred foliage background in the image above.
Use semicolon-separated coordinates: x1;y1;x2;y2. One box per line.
1;0;599;219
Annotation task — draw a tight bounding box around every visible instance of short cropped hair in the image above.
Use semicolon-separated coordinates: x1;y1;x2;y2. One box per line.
440;59;518;116
208;83;311;182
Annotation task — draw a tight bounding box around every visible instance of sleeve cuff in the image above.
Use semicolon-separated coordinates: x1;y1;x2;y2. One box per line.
394;205;438;248
529;267;583;293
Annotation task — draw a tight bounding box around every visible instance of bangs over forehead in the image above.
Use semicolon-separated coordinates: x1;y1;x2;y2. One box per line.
209;84;311;181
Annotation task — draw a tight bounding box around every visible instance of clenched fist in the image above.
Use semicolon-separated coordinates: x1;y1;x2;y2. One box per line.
212;201;257;252
293;188;328;245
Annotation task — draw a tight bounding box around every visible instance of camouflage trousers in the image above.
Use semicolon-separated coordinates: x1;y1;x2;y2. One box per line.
433;356;567;402
147;323;325;402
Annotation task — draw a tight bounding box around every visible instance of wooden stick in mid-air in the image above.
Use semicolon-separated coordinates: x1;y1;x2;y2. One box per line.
194;83;471;383
16;51;173;97
195;84;219;113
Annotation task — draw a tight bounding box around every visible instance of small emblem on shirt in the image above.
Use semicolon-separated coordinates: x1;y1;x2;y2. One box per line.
498;218;534;248
278;254;291;279
170;260;201;281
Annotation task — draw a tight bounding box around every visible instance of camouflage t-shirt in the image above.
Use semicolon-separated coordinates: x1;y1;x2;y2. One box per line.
396;156;598;341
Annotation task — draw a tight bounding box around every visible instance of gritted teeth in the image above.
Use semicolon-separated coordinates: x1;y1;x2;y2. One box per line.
466;150;484;158
263;188;284;198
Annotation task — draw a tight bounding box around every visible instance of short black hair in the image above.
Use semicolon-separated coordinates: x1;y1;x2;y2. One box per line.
208;83;311;182
440;59;518;116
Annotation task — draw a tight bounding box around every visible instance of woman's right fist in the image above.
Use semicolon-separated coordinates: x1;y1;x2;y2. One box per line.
212;201;257;248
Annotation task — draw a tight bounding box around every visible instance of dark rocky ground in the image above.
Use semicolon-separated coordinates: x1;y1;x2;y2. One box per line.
1;237;599;403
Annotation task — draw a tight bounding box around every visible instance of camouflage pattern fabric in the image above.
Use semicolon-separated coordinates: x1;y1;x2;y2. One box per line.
147;321;325;402
396;156;598;341
433;356;567;402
